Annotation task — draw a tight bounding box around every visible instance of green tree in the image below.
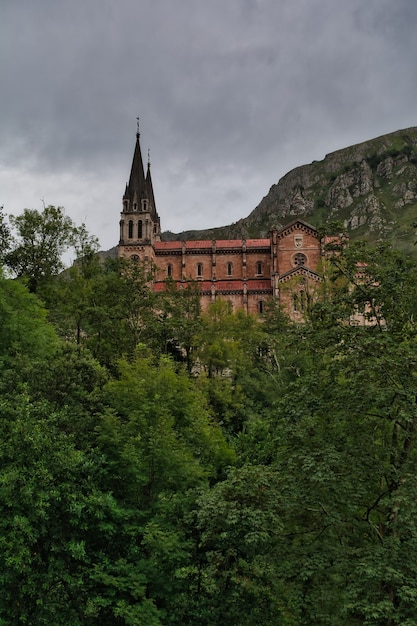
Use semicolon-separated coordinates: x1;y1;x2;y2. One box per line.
83;258;158;367
0;391;165;625
234;244;417;624
5;205;84;293
94;350;235;620
156;279;202;371
194;300;271;434
191;465;287;626
48;257;159;368
24;343;109;448
0;204;11;263
0;271;58;375
100;349;234;501
45;234;101;345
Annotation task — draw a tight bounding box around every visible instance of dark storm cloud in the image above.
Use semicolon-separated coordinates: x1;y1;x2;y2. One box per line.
1;0;417;247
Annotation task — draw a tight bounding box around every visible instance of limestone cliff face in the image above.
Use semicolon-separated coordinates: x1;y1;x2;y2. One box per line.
237;128;417;248
163;127;417;252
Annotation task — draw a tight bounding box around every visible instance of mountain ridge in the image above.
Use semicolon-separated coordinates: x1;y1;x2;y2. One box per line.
162;127;417;253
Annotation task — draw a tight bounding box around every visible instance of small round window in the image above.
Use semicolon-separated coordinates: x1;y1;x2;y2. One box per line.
293;253;307;267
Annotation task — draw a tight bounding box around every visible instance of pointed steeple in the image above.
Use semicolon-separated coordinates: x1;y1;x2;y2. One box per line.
146;150;157;218
119;124;161;248
146;158;161;240
123;131;148;211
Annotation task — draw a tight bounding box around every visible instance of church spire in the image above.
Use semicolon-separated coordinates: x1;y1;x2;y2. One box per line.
146;148;157;218
123;128;147;211
120;123;161;246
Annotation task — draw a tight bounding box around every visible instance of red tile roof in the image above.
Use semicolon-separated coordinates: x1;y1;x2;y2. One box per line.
186;240;212;249
156;238;271;252
154;241;182;251
246;279;272;290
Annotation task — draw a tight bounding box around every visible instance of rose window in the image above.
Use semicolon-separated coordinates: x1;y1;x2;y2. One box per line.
293;253;307;267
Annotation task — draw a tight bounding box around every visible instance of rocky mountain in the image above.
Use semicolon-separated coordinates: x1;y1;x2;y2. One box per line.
165;127;417;253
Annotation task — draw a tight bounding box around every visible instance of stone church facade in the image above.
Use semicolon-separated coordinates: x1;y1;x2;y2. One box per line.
118;132;325;316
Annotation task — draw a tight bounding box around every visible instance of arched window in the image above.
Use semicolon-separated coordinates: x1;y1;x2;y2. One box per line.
293;293;298;312
138;220;143;238
227;262;233;276
197;263;203;278
167;264;173;278
128;220;133;239
293;253;307;267
300;291;306;311
258;300;264;314
257;261;263;275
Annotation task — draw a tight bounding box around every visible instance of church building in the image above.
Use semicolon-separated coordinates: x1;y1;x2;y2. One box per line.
118;131;325;316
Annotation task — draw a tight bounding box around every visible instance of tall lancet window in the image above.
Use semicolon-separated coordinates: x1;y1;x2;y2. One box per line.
128;220;133;239
138;220;143;239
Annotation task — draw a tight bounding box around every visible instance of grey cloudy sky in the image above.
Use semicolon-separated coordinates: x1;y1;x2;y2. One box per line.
1;0;416;253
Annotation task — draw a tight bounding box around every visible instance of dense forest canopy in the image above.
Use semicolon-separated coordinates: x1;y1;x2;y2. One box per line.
2;205;417;624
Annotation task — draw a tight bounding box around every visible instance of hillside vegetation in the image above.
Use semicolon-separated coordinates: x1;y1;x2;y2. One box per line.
166;127;417;253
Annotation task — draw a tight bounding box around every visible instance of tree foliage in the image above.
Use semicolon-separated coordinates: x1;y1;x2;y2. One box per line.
4;205;97;293
0;204;11;263
3;216;417;624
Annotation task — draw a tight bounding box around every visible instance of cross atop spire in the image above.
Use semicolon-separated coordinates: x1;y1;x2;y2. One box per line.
136;116;140;138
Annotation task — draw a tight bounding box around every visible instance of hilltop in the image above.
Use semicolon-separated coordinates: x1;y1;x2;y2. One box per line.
164;127;417;253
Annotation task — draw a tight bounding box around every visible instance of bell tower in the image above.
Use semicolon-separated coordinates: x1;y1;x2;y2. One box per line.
118;123;161;262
